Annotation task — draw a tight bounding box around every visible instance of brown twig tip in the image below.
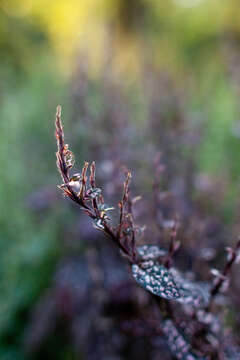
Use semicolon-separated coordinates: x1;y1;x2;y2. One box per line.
90;161;96;188
55;105;63;142
123;172;131;200
127;171;132;180
56;105;62;118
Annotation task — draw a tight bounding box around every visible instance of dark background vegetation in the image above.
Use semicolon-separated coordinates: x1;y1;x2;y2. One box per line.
1;0;240;358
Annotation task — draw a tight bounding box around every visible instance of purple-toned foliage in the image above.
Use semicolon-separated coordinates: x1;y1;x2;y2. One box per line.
52;105;240;360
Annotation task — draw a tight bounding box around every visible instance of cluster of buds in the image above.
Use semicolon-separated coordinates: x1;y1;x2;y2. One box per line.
55;105;140;264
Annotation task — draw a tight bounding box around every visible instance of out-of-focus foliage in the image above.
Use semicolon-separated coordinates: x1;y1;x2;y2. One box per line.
1;0;240;358
2;0;240;74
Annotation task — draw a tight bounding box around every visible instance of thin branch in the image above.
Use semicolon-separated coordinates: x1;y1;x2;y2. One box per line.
210;239;240;300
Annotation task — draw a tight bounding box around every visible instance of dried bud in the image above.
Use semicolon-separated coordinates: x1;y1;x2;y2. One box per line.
93;218;105;231
85;188;102;199
211;269;226;280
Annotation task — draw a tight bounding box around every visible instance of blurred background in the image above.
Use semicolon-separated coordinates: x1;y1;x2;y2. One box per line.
1;0;240;359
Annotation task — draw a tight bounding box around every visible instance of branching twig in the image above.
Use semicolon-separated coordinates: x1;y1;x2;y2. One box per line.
210;239;240;301
55;105;140;264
